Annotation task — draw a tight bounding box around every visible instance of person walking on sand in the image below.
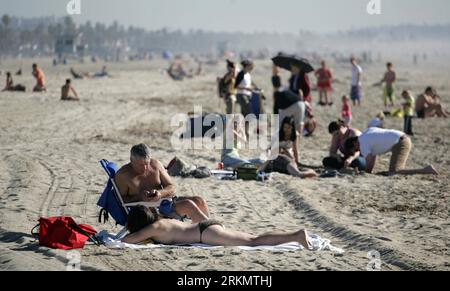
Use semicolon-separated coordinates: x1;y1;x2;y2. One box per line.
350;57;363;107
315;60;334;106
345;127;439;176
123;205;313;250
61;79;80;101
32;63;46;92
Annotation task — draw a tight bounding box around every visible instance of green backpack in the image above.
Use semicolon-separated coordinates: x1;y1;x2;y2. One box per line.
235;164;259;181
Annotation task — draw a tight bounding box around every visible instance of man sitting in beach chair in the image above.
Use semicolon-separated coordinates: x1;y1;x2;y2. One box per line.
114;144;210;223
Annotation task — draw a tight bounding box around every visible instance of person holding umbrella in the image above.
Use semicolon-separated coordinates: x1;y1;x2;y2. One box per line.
272;53;314;135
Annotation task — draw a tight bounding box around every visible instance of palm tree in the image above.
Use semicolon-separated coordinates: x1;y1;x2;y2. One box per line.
2;14;11;29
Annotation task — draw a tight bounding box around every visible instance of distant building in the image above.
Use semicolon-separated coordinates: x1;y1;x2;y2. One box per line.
55;34;86;59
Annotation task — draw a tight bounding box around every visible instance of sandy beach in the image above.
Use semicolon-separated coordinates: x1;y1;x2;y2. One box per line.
0;57;448;271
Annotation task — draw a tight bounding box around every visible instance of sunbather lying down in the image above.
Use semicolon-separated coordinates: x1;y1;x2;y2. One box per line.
122;206;312;249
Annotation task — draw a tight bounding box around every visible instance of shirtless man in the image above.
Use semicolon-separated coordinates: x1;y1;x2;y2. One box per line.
61;79;80;101
115;144;210;223
380;62;396;107
32;63;46;92
416;87;449;118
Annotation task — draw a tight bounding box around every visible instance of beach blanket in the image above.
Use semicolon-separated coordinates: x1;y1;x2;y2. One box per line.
97;230;344;253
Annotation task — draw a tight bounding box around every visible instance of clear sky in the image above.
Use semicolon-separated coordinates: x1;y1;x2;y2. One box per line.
1;0;450;33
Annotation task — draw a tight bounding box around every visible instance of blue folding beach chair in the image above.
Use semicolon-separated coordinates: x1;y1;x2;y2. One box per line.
97;159;167;239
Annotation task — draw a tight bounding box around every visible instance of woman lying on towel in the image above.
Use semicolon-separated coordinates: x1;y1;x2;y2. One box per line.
122;205;312;249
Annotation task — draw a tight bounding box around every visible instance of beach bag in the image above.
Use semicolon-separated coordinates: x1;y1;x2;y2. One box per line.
190;167;212;179
167;157;192;177
235;164;259;181
31;217;99;250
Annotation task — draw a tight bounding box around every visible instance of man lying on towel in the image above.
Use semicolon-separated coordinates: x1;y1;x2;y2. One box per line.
115;144;210;223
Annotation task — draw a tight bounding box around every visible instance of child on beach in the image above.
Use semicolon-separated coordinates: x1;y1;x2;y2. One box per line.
368;112;385;129
402;90;415;136
380;62;397;108
342;95;352;126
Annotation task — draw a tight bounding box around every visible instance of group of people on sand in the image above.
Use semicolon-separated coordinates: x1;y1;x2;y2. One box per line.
115;143;312;249
2;61;117;102
116;128;438;247
2;63;46;93
216;56;444;181
99;55;442;248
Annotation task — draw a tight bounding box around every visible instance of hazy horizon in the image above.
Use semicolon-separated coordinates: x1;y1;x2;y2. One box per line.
1;0;450;34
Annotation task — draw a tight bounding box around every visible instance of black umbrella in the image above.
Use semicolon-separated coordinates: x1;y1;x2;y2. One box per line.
272;53;314;73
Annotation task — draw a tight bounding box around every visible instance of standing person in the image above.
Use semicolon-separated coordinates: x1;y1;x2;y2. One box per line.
61;79;80;101
290;64;312;104
341;95;353;126
401;90;415;136
272;65;282;113
315;60;333;106
32;63;46;92
221;60;238;114
235;60;257;138
235;59;256;117
350;57;363;107
345;128;438;176
380;62;397;108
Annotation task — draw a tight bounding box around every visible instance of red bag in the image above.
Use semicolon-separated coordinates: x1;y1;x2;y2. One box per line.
32;217;99;250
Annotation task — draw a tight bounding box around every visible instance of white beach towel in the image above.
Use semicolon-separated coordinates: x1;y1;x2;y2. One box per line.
97;230;344;253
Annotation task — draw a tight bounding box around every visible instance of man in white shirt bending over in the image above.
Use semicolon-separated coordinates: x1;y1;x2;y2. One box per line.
350;57;363;107
345;127;438;176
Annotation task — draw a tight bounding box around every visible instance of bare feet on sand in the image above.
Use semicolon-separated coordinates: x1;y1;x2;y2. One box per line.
297;229;313;250
425;165;439;175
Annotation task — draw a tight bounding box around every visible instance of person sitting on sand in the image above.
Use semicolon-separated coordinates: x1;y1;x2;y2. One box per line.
416;87;449;119
259;116;317;178
2;72;26;92
345;127;438;176
70;67;89;79
115;144;210;223
322;120;366;172
122;205;312;250
221;117;265;169
61;79;80;101
93;66;109;78
32;63;46;92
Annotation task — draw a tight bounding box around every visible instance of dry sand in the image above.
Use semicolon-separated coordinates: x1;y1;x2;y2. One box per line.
0;57;448;271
